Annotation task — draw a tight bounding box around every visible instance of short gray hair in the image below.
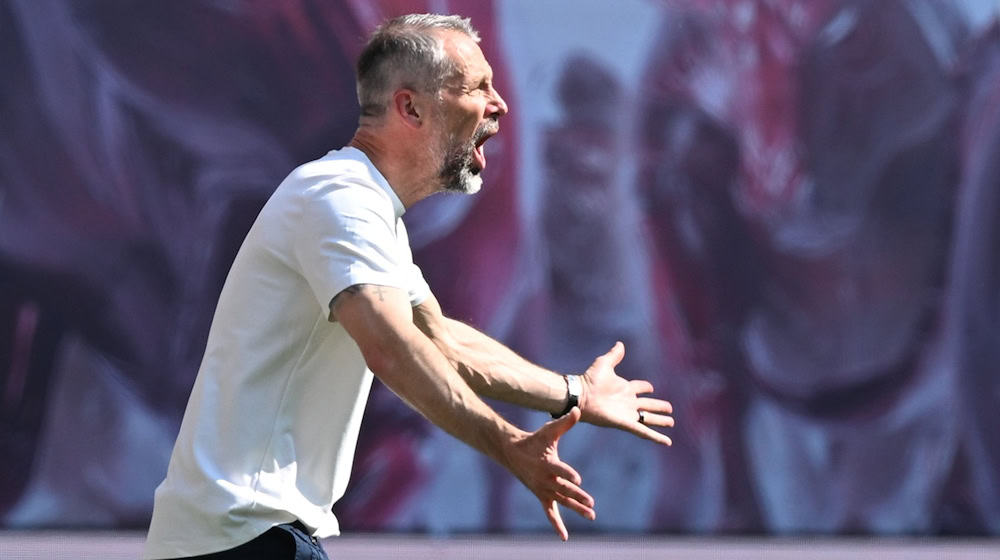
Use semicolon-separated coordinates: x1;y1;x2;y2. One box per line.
356;14;480;118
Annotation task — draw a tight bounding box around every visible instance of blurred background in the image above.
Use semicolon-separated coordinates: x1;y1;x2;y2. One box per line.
2;0;1000;538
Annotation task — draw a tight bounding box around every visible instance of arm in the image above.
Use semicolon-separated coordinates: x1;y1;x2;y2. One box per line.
413;294;568;412
332;284;595;540
414;294;674;445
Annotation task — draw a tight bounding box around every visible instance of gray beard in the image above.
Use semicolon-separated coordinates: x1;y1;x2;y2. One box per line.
438;122;493;194
439;149;482;194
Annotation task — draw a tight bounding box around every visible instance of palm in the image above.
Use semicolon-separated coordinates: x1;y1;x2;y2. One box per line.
578;342;674;446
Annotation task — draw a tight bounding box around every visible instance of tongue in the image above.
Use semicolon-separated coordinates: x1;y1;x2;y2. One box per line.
474;143;487;171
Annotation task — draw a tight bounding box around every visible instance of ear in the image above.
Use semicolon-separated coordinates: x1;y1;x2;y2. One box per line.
392;89;425;130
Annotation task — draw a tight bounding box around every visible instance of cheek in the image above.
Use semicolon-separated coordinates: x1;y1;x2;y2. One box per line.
457;101;484;129
459;114;479;137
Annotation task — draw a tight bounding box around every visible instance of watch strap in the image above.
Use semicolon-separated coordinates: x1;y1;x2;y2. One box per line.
551;374;582;418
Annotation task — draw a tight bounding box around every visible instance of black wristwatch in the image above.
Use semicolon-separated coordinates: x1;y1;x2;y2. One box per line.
551;374;582;418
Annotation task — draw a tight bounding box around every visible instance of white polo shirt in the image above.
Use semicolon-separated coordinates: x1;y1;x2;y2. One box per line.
144;147;430;559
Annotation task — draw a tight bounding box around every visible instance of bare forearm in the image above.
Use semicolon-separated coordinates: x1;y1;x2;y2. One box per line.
436;318;569;414
334;286;525;468
412;301;673;446
369;322;527;467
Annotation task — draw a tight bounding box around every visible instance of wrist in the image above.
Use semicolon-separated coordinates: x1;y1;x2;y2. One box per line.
494;423;529;472
551;374;582;418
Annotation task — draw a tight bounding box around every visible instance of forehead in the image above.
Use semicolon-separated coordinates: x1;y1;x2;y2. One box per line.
437;29;491;82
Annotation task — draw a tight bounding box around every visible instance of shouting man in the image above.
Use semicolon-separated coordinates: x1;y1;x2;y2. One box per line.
144;14;673;559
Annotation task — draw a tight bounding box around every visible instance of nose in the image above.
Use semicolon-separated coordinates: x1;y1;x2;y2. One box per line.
488;86;508;118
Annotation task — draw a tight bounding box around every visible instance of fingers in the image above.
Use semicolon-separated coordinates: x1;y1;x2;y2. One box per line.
556;493;596;521
545;500;569;541
637;397;673;415
631;423;673;446
637;410;674;428
550;459;583;486
630;379;655;395
628;382;676;417
635;405;674;445
540;488;597;541
552;476;595;517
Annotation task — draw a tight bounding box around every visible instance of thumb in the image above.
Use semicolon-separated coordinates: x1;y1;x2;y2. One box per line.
603;341;625;367
543;406;581;441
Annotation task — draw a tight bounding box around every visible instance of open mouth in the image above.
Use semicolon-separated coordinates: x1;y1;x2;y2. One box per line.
472;122;498;172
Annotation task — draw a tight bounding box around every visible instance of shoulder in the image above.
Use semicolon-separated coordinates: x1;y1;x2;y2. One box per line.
287;151;395;222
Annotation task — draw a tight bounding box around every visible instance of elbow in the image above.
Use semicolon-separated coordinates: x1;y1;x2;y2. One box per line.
354;326;422;383
359;343;400;379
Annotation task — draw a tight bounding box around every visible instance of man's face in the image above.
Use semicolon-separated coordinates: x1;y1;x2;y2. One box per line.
431;31;508;194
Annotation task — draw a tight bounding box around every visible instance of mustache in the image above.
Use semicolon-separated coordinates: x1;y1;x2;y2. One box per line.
473;117;499;144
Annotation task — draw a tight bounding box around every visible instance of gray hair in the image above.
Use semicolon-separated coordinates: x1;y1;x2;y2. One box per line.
356;13;480;118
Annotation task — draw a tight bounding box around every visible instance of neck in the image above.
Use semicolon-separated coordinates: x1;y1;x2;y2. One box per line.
348;125;440;208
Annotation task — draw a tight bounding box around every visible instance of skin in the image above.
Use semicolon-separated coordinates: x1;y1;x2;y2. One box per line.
339;28;673;540
349;29;506;204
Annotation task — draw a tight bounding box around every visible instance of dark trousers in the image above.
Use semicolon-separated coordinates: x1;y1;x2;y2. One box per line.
175;522;329;560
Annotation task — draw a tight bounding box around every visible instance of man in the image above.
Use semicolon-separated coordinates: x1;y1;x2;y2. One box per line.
144;13;673;559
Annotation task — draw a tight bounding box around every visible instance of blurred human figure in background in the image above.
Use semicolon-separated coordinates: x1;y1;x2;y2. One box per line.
740;0;964;532
639;0;969;531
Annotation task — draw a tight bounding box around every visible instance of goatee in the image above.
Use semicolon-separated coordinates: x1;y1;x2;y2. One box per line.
439;121;495;194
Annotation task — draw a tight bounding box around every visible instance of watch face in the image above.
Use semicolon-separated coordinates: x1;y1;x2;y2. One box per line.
567;374;583;399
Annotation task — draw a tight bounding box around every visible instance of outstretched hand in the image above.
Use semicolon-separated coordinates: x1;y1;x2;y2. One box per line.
578;342;674;446
502;407;595;541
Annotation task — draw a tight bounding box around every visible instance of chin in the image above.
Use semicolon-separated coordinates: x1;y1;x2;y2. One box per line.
445;168;483;195
462;173;483;194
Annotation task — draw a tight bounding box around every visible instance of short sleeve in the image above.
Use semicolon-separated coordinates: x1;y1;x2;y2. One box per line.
292;180;416;314
405;261;431;307
395;221;431;307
